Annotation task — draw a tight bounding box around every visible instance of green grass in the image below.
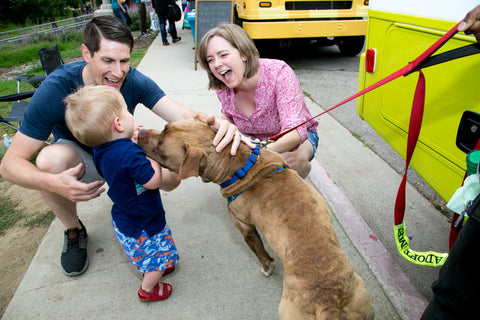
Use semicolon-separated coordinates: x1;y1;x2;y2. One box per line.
352;132;374;148
0;27;152;138
0;29;84;138
23;210;55;229
0;187;22;234
0;178;54;234
0;30;83;68
131;48;148;68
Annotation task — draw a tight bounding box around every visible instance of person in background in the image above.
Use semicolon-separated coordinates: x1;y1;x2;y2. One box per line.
112;0;129;26
420;5;480;320
136;0;150;36
197;24;319;179
152;0;181;46
0;16;248;279
65;85;178;302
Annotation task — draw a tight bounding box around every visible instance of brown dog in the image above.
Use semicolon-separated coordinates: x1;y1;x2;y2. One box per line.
138;117;374;320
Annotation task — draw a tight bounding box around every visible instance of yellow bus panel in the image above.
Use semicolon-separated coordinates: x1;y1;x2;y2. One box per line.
357;9;480;200
242;19;367;39
234;0;368;39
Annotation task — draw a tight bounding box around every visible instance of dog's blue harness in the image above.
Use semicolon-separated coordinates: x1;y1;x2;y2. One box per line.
219;145;288;204
220;146;260;189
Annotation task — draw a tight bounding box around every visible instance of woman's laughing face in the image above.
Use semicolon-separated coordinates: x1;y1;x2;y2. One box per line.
205;35;247;89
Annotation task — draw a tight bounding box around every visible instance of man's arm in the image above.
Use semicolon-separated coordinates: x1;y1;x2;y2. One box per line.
0;132;105;202
0;132;44;189
150;96;255;155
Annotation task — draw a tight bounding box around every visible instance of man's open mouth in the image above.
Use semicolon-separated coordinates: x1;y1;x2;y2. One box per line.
105;77;121;87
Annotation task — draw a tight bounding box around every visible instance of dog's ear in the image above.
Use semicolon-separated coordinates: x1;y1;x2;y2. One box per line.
178;142;205;179
193;114;213;126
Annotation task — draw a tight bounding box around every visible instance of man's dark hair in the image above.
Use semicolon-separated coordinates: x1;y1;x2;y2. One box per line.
83;16;134;55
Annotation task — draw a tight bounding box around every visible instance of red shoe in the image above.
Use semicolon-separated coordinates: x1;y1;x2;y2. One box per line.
138;282;172;302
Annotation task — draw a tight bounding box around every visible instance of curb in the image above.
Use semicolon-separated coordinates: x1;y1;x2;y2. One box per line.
309;159;428;320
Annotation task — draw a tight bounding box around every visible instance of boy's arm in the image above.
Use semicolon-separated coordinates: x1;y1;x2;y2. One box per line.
159;168;181;191
142;157;180;191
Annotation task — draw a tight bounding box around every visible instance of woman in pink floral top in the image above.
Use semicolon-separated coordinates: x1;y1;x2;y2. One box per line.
198;24;318;178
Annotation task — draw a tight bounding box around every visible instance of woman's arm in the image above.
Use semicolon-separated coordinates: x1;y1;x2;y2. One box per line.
272;62;310;152
265;129;301;154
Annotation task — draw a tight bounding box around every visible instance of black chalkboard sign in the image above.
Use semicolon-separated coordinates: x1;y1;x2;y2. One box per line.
194;0;233;69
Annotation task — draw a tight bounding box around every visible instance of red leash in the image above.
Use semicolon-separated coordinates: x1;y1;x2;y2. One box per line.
269;21;463;142
269;21;480;265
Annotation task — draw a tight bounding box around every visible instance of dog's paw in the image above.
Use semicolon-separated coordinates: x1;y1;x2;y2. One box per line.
261;263;275;277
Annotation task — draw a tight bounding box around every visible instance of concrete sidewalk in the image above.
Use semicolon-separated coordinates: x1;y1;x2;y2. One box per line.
3;24;448;320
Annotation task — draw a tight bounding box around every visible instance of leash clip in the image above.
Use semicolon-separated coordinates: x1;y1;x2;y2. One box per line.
454;200;473;228
254;139;274;149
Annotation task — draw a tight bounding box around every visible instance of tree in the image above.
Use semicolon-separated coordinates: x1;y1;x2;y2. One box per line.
0;0;84;27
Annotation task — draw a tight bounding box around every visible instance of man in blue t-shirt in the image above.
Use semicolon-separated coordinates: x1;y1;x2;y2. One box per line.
0;16;250;277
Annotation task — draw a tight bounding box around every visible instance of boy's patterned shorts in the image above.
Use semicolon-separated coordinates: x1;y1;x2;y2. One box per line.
112;220;179;274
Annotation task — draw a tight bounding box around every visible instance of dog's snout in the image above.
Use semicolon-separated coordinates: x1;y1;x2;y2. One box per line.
137;129;147;141
137;129;151;147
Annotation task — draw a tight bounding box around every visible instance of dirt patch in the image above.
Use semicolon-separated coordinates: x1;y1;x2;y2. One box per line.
0;183;50;317
133;31;157;50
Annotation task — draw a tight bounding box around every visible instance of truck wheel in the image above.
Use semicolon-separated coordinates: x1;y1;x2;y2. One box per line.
335;36;365;56
234;10;243;27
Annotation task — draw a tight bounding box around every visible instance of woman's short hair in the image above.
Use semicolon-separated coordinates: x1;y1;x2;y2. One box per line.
65;85;123;147
83;16;134;56
198;24;259;90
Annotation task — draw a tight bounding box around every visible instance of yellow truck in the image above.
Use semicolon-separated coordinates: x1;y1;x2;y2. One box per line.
357;0;480;201
233;0;369;56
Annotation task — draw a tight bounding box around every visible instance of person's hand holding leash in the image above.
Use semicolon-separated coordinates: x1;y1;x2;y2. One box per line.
458;5;480;42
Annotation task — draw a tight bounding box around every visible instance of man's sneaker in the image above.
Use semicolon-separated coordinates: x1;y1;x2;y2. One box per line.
163;41;170;46
61;220;89;276
172;37;181;44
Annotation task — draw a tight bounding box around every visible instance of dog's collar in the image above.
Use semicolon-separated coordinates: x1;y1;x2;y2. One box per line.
220;146;260;189
226;165;289;204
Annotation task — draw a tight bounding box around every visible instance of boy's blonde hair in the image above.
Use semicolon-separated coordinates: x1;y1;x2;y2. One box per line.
65;85;124;147
198;23;259;90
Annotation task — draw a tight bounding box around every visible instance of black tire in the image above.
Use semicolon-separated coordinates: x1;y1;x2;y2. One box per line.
234;9;242;27
336;36;365;56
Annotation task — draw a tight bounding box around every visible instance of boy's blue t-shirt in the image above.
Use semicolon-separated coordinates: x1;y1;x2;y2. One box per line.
20;61;165;150
93;138;166;238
